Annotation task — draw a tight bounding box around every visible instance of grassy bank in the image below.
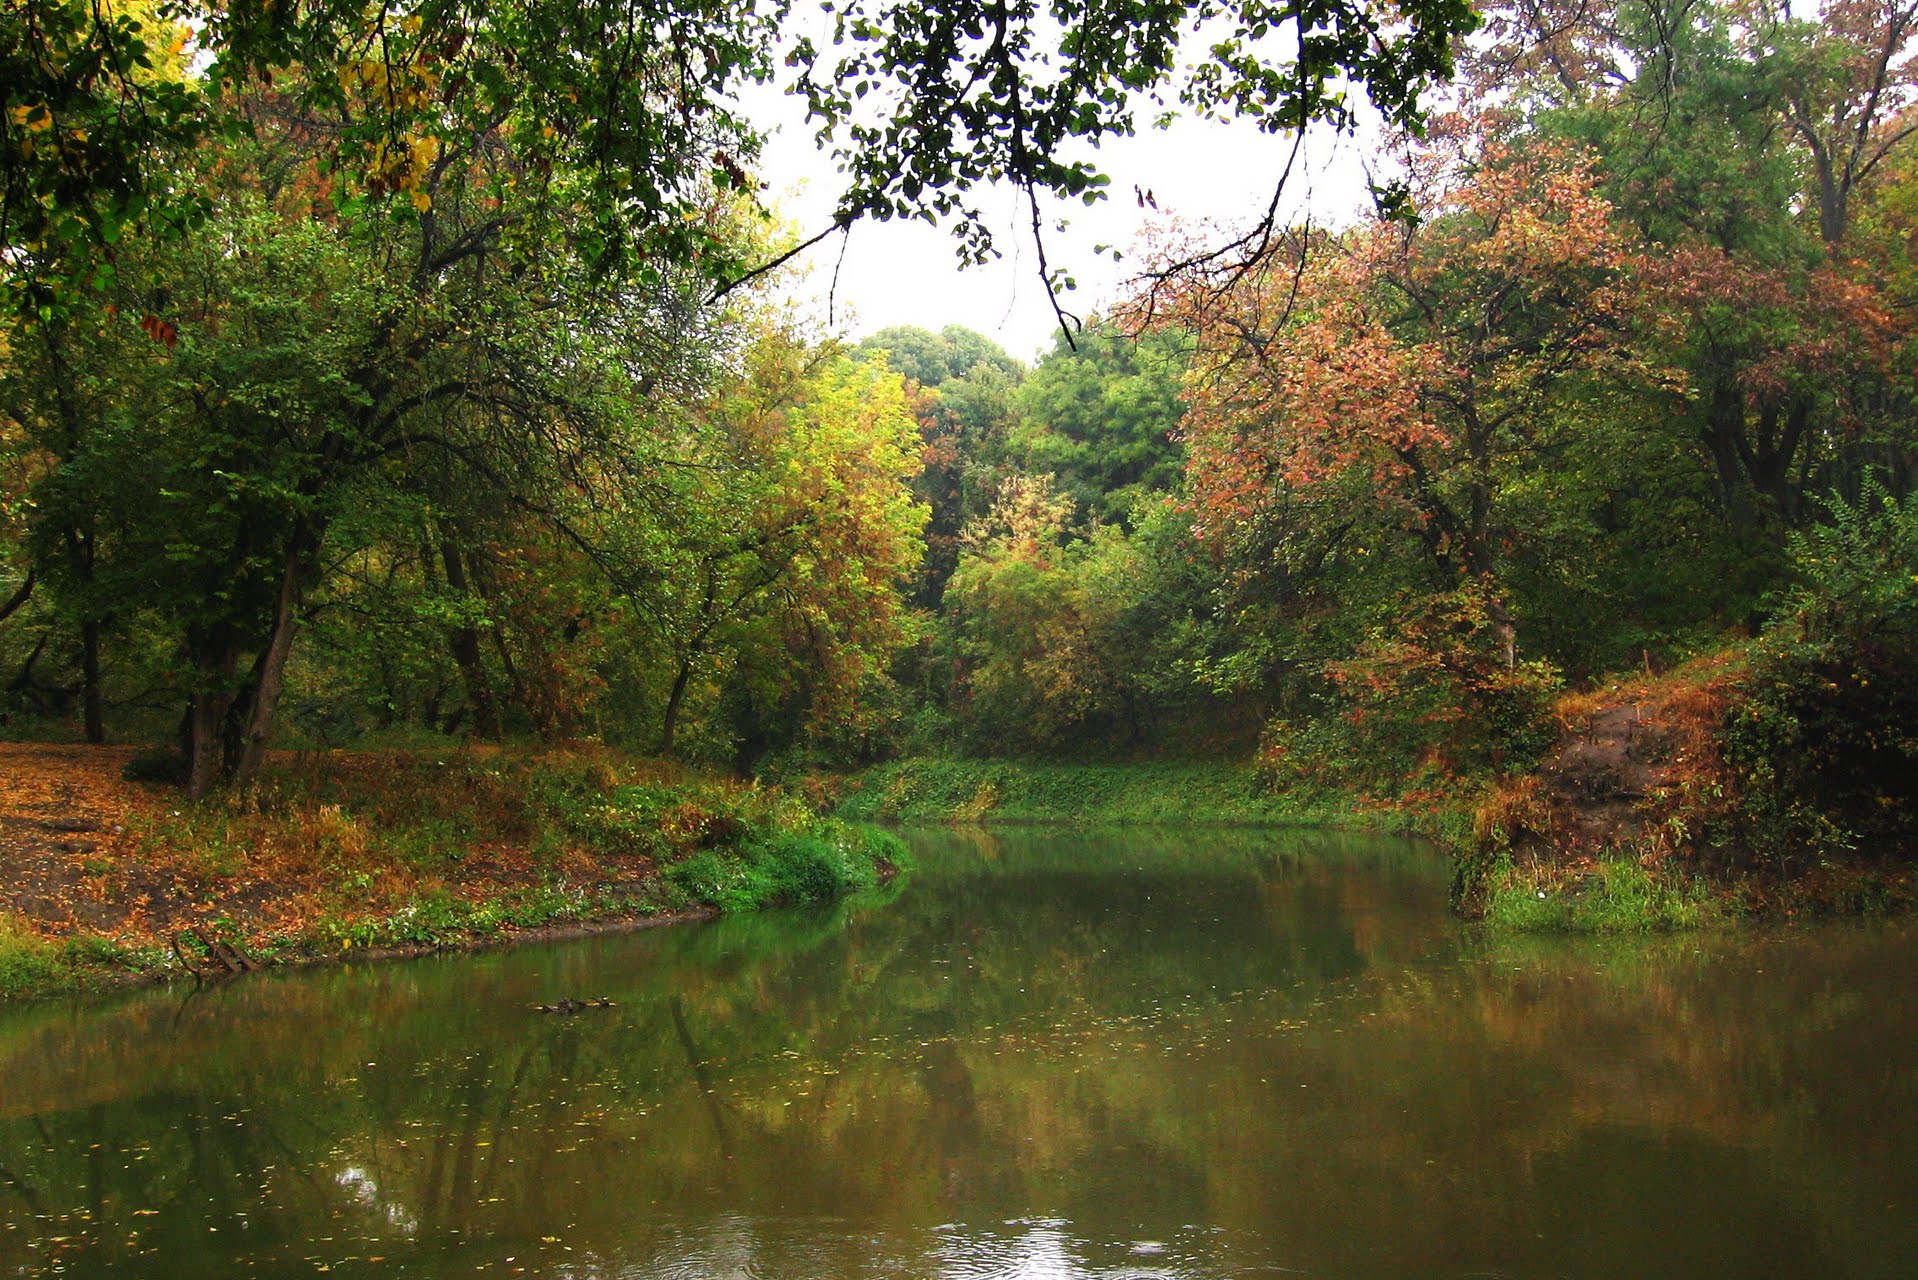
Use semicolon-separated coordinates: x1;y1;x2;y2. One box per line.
1456;647;1918;932
0;744;904;999
831;756;1463;831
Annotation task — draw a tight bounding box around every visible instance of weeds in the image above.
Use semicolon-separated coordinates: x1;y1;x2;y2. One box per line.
835;758;1432;829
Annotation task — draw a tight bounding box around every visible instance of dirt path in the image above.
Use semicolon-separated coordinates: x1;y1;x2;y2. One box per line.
0;743;172;936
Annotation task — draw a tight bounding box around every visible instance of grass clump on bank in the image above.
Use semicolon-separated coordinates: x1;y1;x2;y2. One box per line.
0;913;64;999
1479;857;1723;933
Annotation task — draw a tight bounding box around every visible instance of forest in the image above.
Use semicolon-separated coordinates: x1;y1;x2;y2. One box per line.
2;0;1916;936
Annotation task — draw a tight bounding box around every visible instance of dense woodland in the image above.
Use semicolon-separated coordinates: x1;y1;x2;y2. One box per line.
2;0;1915;864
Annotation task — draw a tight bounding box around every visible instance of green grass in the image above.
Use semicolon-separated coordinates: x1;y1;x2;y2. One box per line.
5;749;909;1000
0;914;170;998
0;915;66;998
1481;857;1724;933
833;757;1427;828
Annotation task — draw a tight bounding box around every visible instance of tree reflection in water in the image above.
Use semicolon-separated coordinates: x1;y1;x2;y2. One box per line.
2;828;1915;1278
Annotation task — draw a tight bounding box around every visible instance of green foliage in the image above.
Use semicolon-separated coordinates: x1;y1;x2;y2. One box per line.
0;912;162;998
1007;320;1190;526
799;0;1475;267
0;914;64;998
121;746;189;785
1721;482;1918;865
938;480;1216;754
8;0;1484;317
854;325;1020;388
665;822;905;914
1261;584;1564;799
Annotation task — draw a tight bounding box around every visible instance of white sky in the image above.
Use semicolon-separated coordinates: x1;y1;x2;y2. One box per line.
748;91;1383;364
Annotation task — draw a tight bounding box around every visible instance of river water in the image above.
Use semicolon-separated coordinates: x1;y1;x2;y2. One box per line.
2;827;1916;1278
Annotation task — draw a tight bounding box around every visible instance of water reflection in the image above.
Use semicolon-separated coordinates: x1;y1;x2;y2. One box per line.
2;827;1916;1278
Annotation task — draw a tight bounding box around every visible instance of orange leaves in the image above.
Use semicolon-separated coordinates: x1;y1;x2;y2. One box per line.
137;314;177;349
1162;139;1639;568
1645;241;1905;407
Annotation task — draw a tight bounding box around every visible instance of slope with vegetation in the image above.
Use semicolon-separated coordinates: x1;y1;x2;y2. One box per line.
1;0;1488;993
0;742;903;997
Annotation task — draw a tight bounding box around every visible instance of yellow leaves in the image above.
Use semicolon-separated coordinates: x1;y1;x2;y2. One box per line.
10;104;53;133
364;132;442;203
338;59;388;94
337;57;442;113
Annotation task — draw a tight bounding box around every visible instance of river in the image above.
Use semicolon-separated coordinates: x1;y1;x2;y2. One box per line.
2;826;1916;1277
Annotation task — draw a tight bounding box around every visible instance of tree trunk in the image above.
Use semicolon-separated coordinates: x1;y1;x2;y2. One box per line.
659;659;694;757
186;692;227;800
438;527;501;741
79;618;104;744
183;635;241;801
0;570;32;625
231;540;308;791
7;631;49;696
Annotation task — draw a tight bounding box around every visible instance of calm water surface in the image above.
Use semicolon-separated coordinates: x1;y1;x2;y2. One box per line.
3;827;1917;1278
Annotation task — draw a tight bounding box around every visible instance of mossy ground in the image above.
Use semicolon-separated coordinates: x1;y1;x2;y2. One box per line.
0;742;902;999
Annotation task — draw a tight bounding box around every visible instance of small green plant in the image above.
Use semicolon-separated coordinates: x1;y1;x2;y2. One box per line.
664;822;904;913
121;747;190;785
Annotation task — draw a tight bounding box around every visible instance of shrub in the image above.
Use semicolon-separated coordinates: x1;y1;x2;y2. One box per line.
1481;857;1719;933
1723;480;1918;866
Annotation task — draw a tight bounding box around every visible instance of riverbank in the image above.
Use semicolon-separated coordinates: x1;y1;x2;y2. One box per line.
0;742;903;998
1457;650;1918;929
830;756;1451;829
836;649;1918;934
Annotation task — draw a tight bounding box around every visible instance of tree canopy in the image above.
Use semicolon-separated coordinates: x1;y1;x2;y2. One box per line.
3;0;1482;316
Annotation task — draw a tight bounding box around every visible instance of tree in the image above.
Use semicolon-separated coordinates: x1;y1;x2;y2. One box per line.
1171;142;1641;668
855;325;1025;607
938;476;1212;752
1008;318;1190;526
2;71;738;790
609;336;926;762
1471;0;1918;529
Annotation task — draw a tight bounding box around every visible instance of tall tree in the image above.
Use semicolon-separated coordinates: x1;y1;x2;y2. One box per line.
1170;143;1641;668
1009;319;1190;527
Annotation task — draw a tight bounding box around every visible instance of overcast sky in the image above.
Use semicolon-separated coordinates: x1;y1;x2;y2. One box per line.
748;90;1383;364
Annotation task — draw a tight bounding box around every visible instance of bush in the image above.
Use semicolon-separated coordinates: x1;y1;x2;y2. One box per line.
0;914;67;997
1722;481;1918;866
122;746;190;785
1261;583;1563;801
